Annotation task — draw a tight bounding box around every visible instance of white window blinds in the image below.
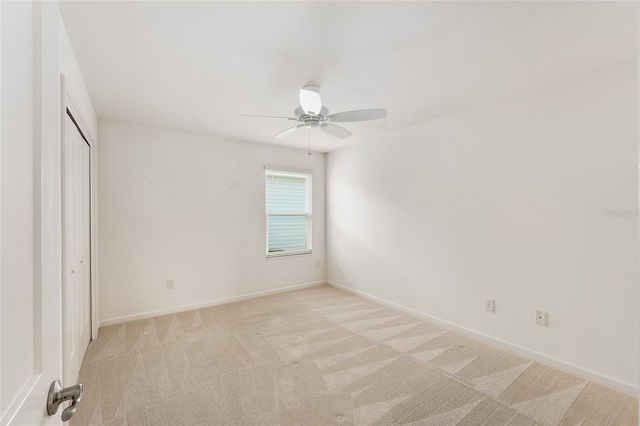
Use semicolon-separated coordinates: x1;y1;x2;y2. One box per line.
265;169;312;257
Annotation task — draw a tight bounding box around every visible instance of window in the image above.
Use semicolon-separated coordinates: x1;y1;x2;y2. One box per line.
265;168;312;257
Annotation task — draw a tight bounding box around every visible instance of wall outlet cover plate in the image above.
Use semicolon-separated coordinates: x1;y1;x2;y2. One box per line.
485;299;495;312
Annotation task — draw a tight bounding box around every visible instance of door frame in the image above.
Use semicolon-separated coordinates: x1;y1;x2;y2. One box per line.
60;75;98;386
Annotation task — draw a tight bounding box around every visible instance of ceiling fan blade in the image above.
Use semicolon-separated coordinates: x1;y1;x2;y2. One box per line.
320;123;352;139
327;109;387;122
299;85;322;115
274;124;304;139
238;114;298;120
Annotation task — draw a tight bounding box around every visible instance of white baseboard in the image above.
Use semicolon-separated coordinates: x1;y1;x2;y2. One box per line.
99;280;326;327
327;280;638;396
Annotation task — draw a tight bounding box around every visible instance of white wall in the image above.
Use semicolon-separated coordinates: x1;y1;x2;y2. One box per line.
326;60;638;393
59;17;97;142
98;120;325;323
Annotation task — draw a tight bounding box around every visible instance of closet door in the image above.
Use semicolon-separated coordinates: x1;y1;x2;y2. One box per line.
63;112;91;387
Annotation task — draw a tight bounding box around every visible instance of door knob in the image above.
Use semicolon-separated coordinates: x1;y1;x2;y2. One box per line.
47;380;83;421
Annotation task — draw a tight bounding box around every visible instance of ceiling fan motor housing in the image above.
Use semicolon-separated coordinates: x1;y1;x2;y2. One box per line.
298;113;325;129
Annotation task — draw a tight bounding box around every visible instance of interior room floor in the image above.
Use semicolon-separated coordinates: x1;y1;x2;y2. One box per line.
71;284;637;426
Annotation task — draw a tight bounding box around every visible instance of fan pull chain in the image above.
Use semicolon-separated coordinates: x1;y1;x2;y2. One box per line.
308;129;311;156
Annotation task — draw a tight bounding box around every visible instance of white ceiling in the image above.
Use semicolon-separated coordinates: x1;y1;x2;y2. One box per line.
60;1;638;153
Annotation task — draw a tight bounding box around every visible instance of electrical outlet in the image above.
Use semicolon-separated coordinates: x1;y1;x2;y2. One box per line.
166;279;174;290
485;299;495;312
536;311;547;326
315;261;320;268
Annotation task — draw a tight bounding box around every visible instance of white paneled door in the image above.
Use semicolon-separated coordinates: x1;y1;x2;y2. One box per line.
63;113;92;387
1;1;68;425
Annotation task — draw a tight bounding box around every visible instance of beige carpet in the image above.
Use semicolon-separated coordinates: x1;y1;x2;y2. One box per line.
71;284;637;426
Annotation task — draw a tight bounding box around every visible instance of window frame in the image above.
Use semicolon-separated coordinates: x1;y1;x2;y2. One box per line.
265;167;313;258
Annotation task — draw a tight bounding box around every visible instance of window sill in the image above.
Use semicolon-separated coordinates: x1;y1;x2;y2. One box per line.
266;250;312;259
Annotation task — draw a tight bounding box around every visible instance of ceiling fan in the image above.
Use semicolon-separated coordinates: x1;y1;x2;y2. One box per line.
240;86;387;139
